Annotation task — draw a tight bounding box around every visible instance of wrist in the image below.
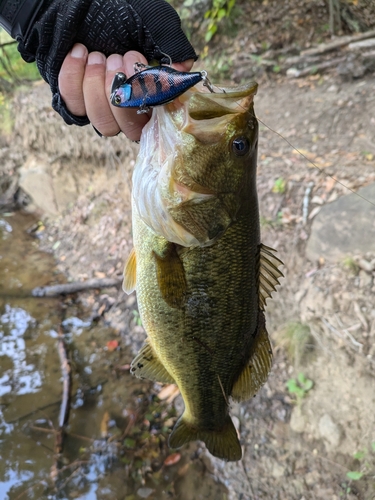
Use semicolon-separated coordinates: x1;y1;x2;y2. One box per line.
0;0;45;39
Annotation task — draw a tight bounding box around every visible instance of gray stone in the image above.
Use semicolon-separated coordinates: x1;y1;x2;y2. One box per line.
306;183;375;262
19;157;58;214
137;487;154;498
318;414;341;448
359;270;373;288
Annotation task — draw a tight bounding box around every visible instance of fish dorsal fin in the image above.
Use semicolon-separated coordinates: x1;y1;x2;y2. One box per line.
259;243;284;310
153;242;187;308
231;323;273;402
130;341;176;384
123;248;137;294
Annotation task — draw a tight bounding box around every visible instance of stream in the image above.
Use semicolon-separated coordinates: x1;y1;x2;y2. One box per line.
0;212;227;500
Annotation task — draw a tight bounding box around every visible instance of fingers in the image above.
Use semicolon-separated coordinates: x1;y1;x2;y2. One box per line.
59;43;88;116
105;51;150;141
59;45;195;140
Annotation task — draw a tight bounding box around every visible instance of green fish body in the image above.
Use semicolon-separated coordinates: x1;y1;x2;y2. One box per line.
124;82;283;461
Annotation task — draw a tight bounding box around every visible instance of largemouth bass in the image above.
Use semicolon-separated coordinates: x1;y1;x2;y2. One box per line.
123;81;283;461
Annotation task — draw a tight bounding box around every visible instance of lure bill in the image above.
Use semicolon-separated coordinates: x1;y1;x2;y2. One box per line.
110;65;213;114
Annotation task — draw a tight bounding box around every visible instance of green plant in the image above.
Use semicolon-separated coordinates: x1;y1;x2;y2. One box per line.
272;177;286;194
132;310;143;327
280;322;313;366
346;445;375;482
286;372;313;405
204;0;236;42
0;28;40;83
342;256;359;275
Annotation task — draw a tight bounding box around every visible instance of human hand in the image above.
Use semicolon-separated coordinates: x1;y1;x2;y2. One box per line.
59;44;194;141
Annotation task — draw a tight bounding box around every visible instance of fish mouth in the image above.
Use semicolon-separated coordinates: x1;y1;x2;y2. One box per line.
162;81;258;141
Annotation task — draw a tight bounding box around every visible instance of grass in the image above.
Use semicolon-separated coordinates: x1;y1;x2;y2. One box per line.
278;321;313;366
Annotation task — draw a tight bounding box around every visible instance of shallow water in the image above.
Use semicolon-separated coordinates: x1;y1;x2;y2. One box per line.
0;212;227;500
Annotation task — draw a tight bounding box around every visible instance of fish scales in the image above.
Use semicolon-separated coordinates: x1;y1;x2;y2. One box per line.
125;82;283;461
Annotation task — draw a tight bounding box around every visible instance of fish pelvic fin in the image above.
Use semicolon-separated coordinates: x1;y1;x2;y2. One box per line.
259;243;284;310
231;321;273;402
169;414;242;461
153;241;187;308
130;341;175;384
123;248;137;294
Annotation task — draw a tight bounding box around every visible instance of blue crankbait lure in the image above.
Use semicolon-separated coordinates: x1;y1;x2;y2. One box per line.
110;63;213;114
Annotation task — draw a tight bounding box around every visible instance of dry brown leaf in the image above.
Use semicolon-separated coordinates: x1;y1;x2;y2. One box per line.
158;384;180;403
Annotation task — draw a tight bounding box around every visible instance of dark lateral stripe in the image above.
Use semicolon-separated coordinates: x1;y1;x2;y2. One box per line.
139;74;148;96
154;73;163;95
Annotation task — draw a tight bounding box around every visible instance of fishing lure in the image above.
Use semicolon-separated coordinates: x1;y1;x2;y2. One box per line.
110;63;214;114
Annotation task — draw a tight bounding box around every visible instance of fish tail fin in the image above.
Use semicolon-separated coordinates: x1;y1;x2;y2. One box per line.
169;414;242;461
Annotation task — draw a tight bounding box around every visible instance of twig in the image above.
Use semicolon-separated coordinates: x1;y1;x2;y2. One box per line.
301;29;375;56
0;40;17;48
302;181;314;226
32;277;122;297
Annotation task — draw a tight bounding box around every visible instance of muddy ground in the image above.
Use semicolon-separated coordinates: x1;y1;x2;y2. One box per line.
1;2;375;498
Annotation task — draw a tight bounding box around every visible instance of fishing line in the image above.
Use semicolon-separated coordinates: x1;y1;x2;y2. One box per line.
255;115;375;208
230;91;375;208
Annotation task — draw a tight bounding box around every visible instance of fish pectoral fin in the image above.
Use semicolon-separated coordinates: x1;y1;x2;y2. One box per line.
123;248;137;294
231;323;273;402
153;242;187;308
168;197;232;246
259;243;284;310
130;341;176;384
169;414;242;461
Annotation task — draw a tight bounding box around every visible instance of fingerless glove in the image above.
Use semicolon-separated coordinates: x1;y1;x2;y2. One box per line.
0;0;197;125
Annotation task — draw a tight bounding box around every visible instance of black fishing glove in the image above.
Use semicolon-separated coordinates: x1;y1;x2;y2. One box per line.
0;0;197;126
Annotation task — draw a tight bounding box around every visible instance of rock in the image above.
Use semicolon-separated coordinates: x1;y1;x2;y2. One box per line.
289;406;306;433
305;470;320;487
306;183;375;262
357;258;374;272
272;462;286;478
359;270;373;288
19;156;58;214
136;487;154;498
318;414;341;449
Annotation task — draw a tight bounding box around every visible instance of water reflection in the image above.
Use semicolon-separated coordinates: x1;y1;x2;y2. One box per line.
0;305;42;397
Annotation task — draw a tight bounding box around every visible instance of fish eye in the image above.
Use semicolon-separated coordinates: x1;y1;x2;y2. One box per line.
231;137;250;157
114;94;122;105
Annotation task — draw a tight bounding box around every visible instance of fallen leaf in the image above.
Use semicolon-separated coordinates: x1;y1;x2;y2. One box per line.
106;340;119;351
158;384;180;404
100;411;110;438
164;453;181;466
177;463;190;476
95;271;106;279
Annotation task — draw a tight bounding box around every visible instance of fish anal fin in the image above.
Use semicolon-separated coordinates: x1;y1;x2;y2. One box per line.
169;414;242;461
123;248;137;294
130;341;175;384
259;243;284;310
153;242;187;308
231;325;273;402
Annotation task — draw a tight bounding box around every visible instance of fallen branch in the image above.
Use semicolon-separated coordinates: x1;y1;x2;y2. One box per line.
286;55;347;78
32;277;122;297
301;29;375;56
55;328;71;455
